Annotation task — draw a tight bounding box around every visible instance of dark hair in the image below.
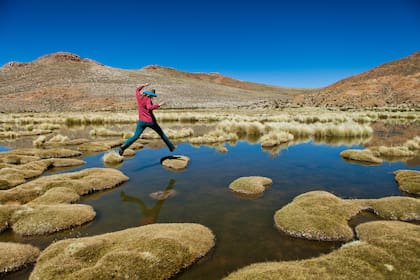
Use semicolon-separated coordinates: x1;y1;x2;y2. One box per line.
150;89;156;93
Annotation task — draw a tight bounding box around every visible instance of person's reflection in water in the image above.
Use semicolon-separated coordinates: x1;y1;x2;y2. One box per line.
120;179;176;225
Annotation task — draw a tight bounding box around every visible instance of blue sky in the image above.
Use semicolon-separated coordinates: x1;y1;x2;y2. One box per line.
0;0;419;88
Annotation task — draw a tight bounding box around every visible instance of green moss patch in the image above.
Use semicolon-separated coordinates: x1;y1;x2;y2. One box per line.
224;221;420;280
274;191;420;241
0;242;40;274
229;176;273;196
340;149;383;164
161;155;190;171
30;223;215;280
394;170;420;195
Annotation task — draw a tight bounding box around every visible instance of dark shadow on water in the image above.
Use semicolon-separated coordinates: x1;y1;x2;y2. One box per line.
120;178;176;225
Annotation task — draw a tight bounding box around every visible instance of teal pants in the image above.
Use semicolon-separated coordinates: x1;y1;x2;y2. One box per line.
123;121;174;150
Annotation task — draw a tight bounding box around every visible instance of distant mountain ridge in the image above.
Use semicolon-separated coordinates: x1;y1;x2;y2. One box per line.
299;51;420;108
0;52;309;112
0;51;419;112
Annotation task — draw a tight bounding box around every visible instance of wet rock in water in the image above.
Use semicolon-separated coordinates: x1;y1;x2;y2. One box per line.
11;204;96;236
30;223;215;280
340;149;383;164
102;151;123;164
394;170;420;195
229;176;272;196
0;168;129;204
223;221;420;280
0;158;85;189
0;242;40;274
149;189;177;200
161;155;190;171
274;191;420;241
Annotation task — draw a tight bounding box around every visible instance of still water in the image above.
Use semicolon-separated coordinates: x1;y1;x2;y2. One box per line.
2;138;419;279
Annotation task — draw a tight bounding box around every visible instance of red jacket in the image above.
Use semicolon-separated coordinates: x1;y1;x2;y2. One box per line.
136;86;160;122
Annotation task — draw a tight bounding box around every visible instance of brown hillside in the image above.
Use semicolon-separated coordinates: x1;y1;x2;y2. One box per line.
0;52;310;112
300;51;420;108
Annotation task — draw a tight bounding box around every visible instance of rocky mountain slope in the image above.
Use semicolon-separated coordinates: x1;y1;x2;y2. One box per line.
1;51;418;112
0;52;310;112
299;51;420;108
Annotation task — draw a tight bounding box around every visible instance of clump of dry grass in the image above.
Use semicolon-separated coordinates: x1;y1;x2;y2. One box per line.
189;129;238;144
102;151;124;164
0;168;129;205
394;170;420;195
11;204;96;236
30;223;215;280
369;146;414;157
273;191;420;241
33;135;46;147
89;128;123;137
224;221;419;280
47;134;70;144
0;168;129;236
142;128;193;139
404;136;420;151
228;176;272;196
0;158;85;189
0;242;40;274
340;149;383;164
260;131;294;147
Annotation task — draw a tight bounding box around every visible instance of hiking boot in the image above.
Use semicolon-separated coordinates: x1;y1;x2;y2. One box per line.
169;145;177;152
118;147;125;156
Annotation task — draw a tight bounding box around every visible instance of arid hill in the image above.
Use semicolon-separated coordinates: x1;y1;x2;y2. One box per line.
298;51;420;108
0;52;310;112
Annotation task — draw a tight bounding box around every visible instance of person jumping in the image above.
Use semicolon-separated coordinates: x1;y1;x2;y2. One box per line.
118;82;176;155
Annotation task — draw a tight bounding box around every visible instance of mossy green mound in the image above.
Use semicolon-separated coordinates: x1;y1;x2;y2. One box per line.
0;168;129;204
0;158;85;189
0;242;40;273
394;169;420;195
340;149;383;164
229;176;273;196
161;155;190;171
224;221;420;280
30;223;215;280
274;191;420;241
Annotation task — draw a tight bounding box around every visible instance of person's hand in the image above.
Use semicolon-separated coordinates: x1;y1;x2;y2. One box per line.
159;101;166;106
138;82;150;87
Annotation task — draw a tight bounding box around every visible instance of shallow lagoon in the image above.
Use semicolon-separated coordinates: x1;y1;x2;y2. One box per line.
1;132;419;279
